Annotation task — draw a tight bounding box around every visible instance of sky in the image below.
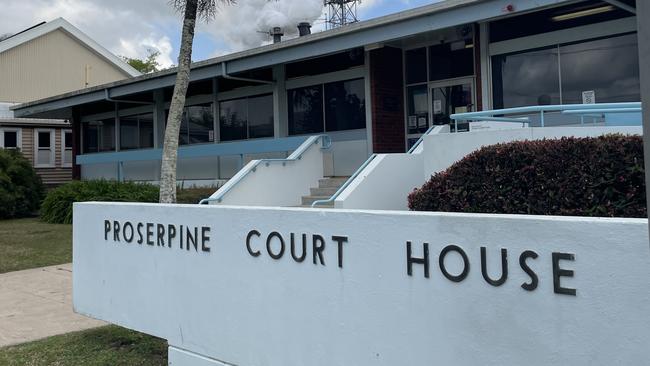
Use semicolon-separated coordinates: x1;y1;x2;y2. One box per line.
0;0;438;69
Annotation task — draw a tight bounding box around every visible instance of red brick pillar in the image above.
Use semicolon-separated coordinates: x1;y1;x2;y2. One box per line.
369;46;406;153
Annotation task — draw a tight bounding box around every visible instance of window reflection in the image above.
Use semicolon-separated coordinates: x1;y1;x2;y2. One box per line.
288;85;324;135
492;47;560;109
492;33;639;108
219;94;273;141
560;34;639;104
325;79;365;132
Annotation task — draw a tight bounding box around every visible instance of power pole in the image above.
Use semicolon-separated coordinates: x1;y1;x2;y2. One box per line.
638;1;650;243
324;0;360;30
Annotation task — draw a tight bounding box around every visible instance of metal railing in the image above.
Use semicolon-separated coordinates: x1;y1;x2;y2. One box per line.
77;135;313;182
450;102;642;132
199;135;331;205
311;125;442;208
310;154;378;208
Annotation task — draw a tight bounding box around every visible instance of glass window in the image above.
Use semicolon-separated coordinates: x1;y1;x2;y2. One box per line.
165;104;214;145
559;34;639;104
429;42;474;81
36;130;54;166
492;33;639;109
3;131;17;148
186;105;213;144
405;47;427;84
219;99;247;141
120;113;154;150
247;94;274;139
219;94;274;141
82;118;115;154
406;85;429;134
325;78;366;132
286;49;364;78
38;132;50;148
288;85;324;135
98;119;115;152
119;116;139;150
82;123;98;153
139;114;154;149
492;46;561;109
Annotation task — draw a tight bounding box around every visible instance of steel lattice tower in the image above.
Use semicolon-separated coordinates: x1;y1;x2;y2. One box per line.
324;0;360;29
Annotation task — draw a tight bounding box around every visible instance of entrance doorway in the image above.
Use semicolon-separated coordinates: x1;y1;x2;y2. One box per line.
406;78;475;149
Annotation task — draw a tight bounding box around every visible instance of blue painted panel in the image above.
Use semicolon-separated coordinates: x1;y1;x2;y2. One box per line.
605;112;642;126
76;136;309;165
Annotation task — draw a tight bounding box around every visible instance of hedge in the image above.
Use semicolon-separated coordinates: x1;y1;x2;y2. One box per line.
41;180;159;224
408;135;646;218
0;149;44;219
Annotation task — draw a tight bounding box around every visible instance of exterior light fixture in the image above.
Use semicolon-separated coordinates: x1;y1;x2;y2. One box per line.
551;5;615;22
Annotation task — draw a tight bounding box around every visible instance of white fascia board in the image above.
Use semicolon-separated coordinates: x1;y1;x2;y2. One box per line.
0;18;141;77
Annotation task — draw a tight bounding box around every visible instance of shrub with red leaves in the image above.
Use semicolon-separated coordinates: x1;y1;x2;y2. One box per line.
408;135;646;218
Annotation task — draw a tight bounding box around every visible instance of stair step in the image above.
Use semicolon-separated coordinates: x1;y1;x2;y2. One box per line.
310;187;339;196
301;196;334;206
318;177;349;189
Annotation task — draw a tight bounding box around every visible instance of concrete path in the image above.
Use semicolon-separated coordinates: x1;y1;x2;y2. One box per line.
0;264;106;347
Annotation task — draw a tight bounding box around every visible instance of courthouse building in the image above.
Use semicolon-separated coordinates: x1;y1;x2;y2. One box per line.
10;0;639;186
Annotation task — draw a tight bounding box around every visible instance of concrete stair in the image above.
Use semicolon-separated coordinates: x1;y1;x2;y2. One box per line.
300;177;349;207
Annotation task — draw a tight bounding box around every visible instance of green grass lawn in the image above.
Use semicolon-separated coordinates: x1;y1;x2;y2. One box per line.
0;218;72;274
0;326;167;365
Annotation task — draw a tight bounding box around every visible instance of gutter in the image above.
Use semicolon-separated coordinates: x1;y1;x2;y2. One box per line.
104;89;153;105
222;62;274;85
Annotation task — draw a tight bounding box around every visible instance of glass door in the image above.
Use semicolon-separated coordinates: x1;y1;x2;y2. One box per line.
406;78;475;150
430;78;474;132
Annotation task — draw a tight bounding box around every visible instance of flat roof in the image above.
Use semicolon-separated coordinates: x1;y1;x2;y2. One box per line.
13;0;575;117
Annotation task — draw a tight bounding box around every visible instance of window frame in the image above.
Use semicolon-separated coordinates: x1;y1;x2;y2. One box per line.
61;129;73;168
219;93;275;142
0;128;22;150
34;128;55;168
287;77;367;136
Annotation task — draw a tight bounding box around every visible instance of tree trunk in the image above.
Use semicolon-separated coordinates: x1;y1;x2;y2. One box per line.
159;0;198;203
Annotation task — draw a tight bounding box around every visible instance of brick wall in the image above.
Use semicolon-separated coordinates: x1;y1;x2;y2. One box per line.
370;47;406;153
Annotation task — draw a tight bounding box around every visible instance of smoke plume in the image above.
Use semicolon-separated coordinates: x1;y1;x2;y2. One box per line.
203;0;326;56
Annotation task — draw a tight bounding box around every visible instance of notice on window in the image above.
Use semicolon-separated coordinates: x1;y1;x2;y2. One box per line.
582;90;596;104
418;117;427;128
408;116;417;128
454;106;468;114
433;100;442;115
208;130;215;142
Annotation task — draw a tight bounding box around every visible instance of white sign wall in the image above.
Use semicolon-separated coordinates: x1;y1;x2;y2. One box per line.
73;203;650;365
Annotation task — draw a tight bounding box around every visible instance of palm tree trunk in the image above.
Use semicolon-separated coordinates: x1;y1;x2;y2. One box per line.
159;0;198;203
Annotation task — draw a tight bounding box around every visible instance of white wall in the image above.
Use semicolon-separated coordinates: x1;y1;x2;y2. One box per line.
209;136;325;206
335;153;423;210
74;202;650;366
337;126;643;210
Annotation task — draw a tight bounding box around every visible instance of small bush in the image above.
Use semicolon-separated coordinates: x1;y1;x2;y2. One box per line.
41;180;159;224
408;135;646;218
0;149;44;219
177;187;219;204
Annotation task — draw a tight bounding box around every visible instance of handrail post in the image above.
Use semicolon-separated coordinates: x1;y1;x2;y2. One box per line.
540;110;545;127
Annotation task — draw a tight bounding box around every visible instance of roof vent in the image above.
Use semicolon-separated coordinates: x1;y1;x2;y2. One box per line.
270;27;284;43
298;22;312;37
